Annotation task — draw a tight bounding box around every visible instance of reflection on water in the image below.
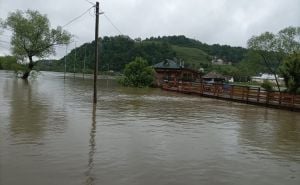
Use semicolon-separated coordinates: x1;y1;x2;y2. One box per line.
237;106;300;161
85;105;97;185
6;76;67;143
0;71;300;185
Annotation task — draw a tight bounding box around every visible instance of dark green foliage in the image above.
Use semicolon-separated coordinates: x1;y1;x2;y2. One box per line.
119;57;154;87
35;59;62;72
171;45;211;69
55;36;176;73
133;41;176;66
41;35;249;75
279;53;300;94
0;56;25;71
261;80;274;92
34;35;278;82
237;51;268;77
211;65;244;81
146;35;248;64
101;36;136;71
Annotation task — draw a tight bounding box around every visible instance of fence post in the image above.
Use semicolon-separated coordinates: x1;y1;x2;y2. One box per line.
213;84;217;96
292;94;295;108
257;88;260;102
242;87;245;100
279;92;282;105
246;86;250;102
266;91;270;105
230;85;234;99
199;82;202;94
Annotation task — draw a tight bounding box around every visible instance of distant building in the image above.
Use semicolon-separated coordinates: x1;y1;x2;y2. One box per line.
251;73;284;85
211;57;232;65
202;72;225;84
224;75;234;83
153;59;202;87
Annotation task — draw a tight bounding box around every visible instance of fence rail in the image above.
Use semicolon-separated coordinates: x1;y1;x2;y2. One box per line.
162;81;300;111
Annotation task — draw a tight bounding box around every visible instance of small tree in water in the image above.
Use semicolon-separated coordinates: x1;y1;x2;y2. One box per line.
3;10;71;79
120;57;155;87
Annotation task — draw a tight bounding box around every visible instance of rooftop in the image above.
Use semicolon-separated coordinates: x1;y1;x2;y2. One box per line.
202;71;225;79
153;59;181;69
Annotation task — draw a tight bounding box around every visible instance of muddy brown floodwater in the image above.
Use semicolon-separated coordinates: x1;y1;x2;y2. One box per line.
0;71;300;185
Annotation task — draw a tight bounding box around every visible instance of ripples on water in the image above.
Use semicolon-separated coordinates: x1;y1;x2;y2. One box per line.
0;71;300;185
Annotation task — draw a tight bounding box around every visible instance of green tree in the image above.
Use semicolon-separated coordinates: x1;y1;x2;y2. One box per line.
247;26;300;92
120;57;154;87
3;10;71;79
279;53;300;94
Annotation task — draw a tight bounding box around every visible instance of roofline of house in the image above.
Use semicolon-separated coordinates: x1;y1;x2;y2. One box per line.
154;67;201;74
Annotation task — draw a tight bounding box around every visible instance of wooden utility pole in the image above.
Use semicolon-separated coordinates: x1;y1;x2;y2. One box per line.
93;1;99;104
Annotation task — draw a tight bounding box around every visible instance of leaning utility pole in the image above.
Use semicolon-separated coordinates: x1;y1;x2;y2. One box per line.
93;1;99;104
74;41;77;79
83;45;86;79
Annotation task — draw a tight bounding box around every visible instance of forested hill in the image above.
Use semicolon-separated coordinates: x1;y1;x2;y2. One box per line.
146;36;247;64
36;35;249;73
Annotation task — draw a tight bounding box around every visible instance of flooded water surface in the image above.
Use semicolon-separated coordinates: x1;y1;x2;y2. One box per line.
0;71;300;185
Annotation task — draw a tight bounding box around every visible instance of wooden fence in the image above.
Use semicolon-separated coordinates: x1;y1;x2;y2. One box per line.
162;81;300;111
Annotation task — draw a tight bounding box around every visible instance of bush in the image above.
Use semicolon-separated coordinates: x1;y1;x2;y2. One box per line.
119;57;155;88
261;80;274;91
279;53;300;94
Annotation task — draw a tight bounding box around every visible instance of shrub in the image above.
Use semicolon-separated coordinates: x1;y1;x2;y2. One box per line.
261;80;274;91
279;53;300;94
119;57;155;88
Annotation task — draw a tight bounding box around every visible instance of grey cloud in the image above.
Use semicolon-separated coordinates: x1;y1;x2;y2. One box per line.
0;0;299;58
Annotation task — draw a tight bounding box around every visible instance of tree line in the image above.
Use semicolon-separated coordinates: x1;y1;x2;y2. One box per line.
36;35;251;73
0;9;299;91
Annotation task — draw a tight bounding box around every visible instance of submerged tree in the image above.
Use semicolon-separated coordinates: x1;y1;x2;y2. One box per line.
247;26;300;92
119;57;155;87
3;10;71;79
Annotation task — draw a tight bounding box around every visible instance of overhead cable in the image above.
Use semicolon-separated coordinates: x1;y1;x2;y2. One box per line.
62;6;94;28
103;13;123;35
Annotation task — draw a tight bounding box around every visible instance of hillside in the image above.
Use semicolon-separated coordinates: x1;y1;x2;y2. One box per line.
171;45;211;69
36;35;253;76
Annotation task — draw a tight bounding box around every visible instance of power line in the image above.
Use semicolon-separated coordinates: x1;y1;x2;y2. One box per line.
0;34;11;38
89;8;95;17
1;27;13;32
0;45;10;49
53;45;65;48
102;13;123;35
0;40;10;44
1;6;94;31
62;6;95;28
85;0;95;6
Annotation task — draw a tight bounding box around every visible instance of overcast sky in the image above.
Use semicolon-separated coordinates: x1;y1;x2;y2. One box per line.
0;0;299;59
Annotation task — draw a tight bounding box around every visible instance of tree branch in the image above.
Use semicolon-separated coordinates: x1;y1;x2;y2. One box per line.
260;52;281;92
